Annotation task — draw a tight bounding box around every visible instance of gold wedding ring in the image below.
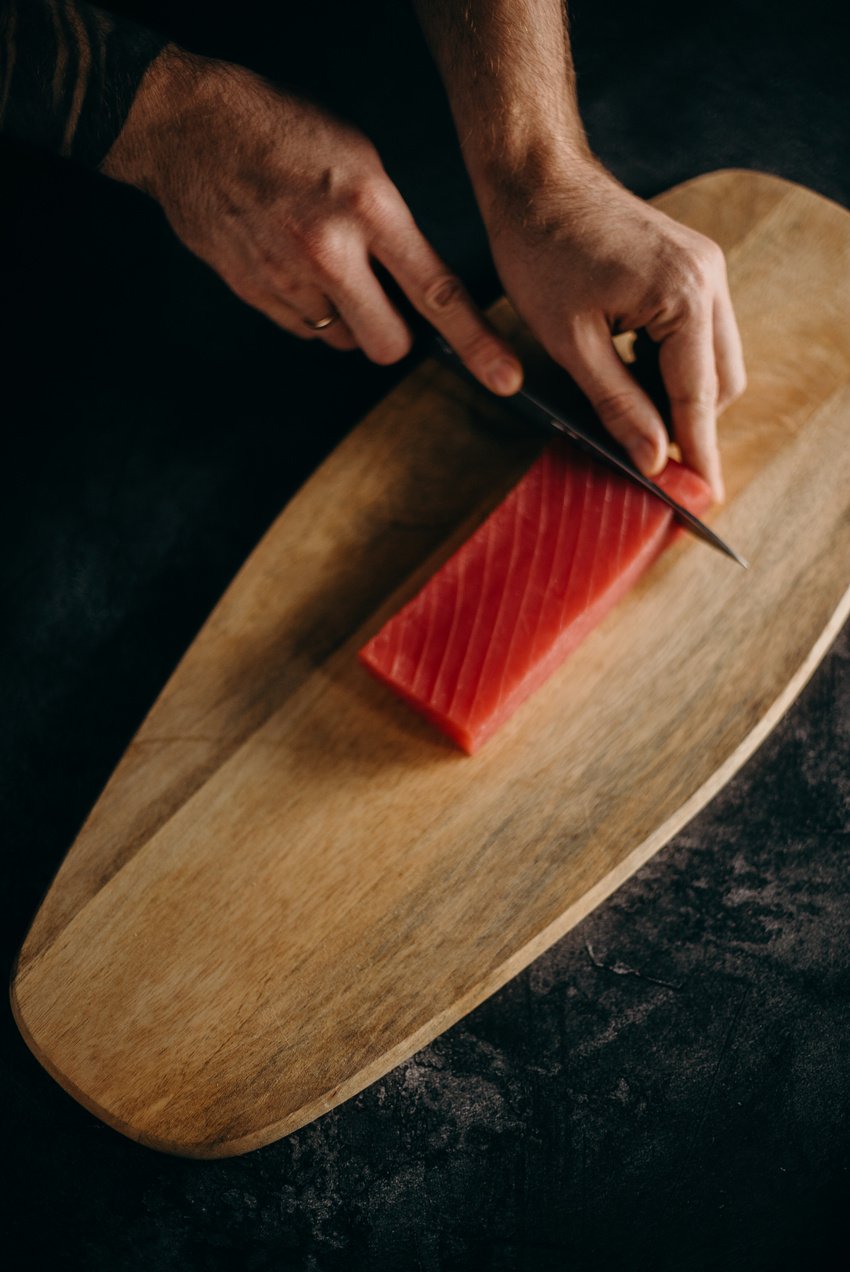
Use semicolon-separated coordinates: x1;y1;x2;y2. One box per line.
302;311;339;331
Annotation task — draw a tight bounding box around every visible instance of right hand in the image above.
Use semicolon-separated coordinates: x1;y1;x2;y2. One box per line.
102;47;523;392
479;159;746;501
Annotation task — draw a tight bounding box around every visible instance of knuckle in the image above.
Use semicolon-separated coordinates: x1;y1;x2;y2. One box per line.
314;247;347;286
346;175;395;224
669;380;719;411
719;366;747;408
700;235;727;273
664;243;721;314
423;274;466;314
695;239;724;284
594;390;642;429
685;226;725;269
679;260;711;309
292;222;347;281
458;328;502;365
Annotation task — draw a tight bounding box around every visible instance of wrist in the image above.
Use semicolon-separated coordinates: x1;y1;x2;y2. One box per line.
100;44;215;196
472;142;608;237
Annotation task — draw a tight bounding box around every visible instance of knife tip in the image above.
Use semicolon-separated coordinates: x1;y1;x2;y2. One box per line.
728;547;750;569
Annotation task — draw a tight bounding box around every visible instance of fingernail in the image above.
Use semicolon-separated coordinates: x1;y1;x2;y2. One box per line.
487;359;522;395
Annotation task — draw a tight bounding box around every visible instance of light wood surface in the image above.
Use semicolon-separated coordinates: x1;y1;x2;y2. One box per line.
11;171;850;1157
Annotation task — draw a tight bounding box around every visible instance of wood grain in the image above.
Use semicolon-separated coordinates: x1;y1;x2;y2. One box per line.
11;171;850;1157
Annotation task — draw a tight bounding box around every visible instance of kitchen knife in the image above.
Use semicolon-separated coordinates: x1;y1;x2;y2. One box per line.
429;333;749;569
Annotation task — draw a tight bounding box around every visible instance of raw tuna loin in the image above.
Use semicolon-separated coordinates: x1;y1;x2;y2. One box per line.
359;441;712;753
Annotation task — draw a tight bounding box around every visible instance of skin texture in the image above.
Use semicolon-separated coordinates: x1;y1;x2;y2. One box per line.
415;0;747;499
482;162;744;498
2;1;745;493
101;46;524;394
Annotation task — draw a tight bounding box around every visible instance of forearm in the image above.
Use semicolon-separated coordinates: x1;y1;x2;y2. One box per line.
0;0;166;168
415;0;745;498
413;0;591;214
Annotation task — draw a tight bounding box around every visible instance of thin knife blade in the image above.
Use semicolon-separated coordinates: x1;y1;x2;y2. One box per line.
430;335;748;569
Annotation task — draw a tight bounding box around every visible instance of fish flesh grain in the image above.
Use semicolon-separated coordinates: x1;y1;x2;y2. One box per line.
359;442;712;754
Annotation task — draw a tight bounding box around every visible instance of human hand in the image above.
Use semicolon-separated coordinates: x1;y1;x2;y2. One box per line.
102;47;523;392
481;160;746;499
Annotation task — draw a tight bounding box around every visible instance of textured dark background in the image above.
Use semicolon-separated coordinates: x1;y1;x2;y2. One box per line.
3;2;849;1268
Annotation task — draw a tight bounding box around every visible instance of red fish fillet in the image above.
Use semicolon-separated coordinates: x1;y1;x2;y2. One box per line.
359;442;712;753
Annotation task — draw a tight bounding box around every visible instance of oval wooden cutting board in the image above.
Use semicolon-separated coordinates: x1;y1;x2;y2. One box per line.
11;170;850;1157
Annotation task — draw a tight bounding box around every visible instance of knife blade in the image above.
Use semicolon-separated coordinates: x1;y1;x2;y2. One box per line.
429;334;748;569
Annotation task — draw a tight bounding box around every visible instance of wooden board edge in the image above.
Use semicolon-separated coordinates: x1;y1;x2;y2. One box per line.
11;167;810;982
13;574;847;1158
665;165;850;217
13;169;850;1157
241;573;848;1159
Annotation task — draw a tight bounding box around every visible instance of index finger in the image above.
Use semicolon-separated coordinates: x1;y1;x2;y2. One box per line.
371;196;523;396
657;306;724;502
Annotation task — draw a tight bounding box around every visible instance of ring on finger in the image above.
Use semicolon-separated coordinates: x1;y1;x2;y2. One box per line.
302;308;339;331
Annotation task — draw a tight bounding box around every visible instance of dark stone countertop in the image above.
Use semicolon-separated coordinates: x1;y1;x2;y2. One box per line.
3;3;848;1268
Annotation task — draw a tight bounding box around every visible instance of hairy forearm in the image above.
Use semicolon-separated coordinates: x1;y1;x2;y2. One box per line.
0;0;166;167
415;0;745;498
413;0;591;207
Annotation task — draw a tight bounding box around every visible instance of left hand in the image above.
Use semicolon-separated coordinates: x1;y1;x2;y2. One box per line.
481;159;746;500
102;48;525;395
